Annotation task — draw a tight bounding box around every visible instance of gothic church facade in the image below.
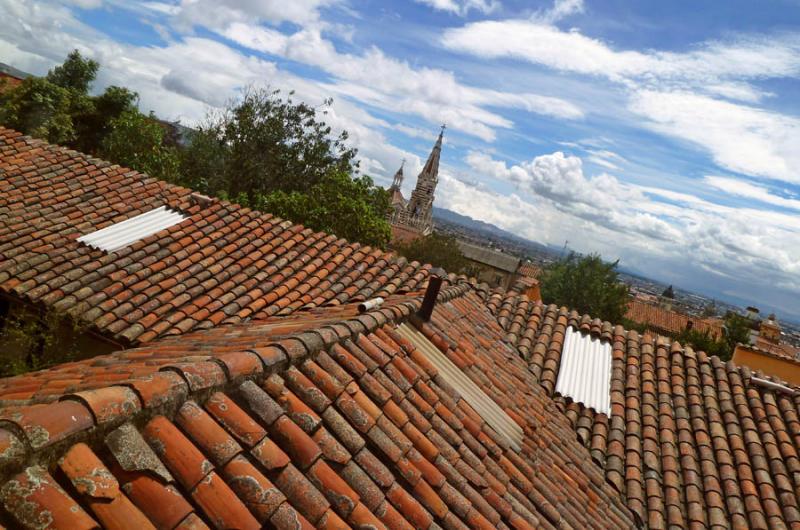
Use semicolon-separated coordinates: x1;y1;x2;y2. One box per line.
387;127;443;238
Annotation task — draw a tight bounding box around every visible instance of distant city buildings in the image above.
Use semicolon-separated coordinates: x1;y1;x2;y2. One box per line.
733;312;800;385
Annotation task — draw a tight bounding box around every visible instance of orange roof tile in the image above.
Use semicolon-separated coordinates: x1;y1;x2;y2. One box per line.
0;286;634;529
7;127;800;529
752;337;800;362
0;128;441;345
625;299;723;338
488;290;800;528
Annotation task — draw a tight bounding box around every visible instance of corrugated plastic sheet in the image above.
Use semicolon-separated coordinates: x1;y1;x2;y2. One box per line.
77;206;187;252
396;323;524;451
554;326;611;415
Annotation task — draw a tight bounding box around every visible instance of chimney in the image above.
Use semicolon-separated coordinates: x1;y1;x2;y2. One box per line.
417;268;446;322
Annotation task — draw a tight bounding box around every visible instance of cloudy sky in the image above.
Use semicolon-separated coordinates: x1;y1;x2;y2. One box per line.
3;0;800;320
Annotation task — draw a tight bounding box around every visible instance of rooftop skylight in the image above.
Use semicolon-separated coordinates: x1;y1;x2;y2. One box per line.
77;206;187;252
396;323;524;451
555;327;612;415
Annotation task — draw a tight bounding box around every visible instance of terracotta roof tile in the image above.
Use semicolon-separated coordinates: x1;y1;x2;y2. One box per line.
625;299;724;339
0;466;97;530
494;289;800;529
0;128;452;347
0;286;635;529
0;128;656;528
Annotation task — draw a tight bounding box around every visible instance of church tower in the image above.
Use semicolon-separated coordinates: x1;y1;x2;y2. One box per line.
388;161;408;225
406;125;443;235
389;160;404;191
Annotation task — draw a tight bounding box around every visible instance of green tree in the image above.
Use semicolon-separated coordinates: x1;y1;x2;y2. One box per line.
100;110;180;182
675;312;752;361
395;233;467;273
0;77;76;143
258;171;391;248
540;252;630;322
723;312;752;352
45;49;98;92
0;50;142;155
72;85;138;154
180;88;358;202
0;50;183;181
179;87;393;247
677;328;727;359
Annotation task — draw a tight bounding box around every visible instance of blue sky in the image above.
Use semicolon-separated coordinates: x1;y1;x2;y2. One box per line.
3;0;800;320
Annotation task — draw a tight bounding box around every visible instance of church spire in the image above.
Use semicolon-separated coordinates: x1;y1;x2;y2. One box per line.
389;159;404;190
418;124;444;184
405;126;444;236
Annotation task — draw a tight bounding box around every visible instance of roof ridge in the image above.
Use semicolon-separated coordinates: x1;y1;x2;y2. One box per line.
0;284;471;480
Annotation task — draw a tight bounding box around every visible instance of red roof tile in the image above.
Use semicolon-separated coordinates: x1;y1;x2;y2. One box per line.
490;290;800;528
0;286;634;529
625;299;724;338
0;127;445;346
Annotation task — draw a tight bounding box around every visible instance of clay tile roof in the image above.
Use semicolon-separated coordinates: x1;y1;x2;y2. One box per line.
489;290;800;528
0;127;445;345
0;286;635;529
516;262;540;279
625;299;723;339
751;338;800;363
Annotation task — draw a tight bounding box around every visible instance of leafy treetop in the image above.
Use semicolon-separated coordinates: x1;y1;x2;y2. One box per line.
179;88;359;204
46;50;99;93
394;233;467;274
1;54;391;248
540;252;630;323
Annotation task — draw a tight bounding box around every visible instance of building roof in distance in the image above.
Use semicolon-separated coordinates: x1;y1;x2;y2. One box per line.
0;62;31;81
458;242;520;273
625;298;723;338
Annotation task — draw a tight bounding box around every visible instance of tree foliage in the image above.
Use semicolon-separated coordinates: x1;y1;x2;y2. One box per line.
46;50;99;93
723;312;752;350
1;54;393;248
180;88;359;203
0;77;77;144
178;88;390;247
101;110;180;183
395;233;467;273
540;252;630;322
0;50;176;180
674;313;752;361
256;171;391;248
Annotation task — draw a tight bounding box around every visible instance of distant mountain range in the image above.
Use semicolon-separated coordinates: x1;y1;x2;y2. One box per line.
432;207;557;255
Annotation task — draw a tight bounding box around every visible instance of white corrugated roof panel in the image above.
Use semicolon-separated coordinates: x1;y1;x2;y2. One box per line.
77;206;187;252
555;327;612;415
396;323;524;451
